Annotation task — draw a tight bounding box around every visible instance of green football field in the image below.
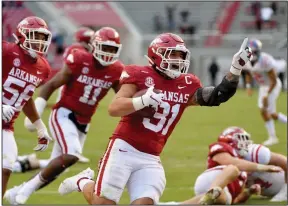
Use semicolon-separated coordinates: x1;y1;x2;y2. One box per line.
5;89;287;205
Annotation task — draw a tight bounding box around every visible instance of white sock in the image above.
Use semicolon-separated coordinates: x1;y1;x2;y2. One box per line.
27;173;45;191
39;159;49;169
13;162;22;173
78;178;94;192
265;119;277;139
277;113;287;123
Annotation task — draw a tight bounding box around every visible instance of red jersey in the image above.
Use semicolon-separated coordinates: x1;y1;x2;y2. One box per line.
111;65;202;156
2;41;51;131
42;43;88;89
53;49;124;124
207;142;247;201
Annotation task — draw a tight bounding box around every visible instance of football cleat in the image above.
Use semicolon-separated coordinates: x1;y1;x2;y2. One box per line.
4;183;25;204
199;187;222;205
58;167;95;195
263;137;279;146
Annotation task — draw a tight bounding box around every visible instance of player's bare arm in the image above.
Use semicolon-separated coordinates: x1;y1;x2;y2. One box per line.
212;152;282;173
262;69;277;108
188;38;252;106
245;71;253;86
266;69;277;95
233;184;261;204
109;83;164;117
22;98;41;123
24;64;72;131
39;64;72;101
245;71;253;96
269;152;287;181
108;84;138;116
111;80;121;93
22;89;52;151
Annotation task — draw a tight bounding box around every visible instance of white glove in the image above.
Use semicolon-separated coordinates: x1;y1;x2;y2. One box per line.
33;119;53;151
132;86;164;111
230;38;253;75
24;97;47;132
3;105;17;123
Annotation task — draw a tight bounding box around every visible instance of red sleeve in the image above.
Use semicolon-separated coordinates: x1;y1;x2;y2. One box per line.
191;74;203;94
64;49;83;75
208;142;232;158
43;59;51;79
119;65;138;85
115;61;125;78
2;41;11;58
185;74;202;100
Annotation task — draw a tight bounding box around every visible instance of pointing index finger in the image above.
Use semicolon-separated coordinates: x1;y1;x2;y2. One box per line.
240;37;249;51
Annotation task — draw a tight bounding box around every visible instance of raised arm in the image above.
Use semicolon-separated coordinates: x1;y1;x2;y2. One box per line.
188;38;252;106
24;63;72;131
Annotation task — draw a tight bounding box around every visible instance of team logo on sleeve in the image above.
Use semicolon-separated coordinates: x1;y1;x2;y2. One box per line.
82;67;89;74
13;58;21;67
145;77;155;87
120;70;129;80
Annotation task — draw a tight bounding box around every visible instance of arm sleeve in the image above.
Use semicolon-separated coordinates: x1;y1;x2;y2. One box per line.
2;41;10;58
195;76;238;106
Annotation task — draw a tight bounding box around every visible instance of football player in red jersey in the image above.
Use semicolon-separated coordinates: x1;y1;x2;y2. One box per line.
58;34;253;205
47;26;95;162
166;127;283;205
10;28;95;176
2;16;53;198
4;27;124;205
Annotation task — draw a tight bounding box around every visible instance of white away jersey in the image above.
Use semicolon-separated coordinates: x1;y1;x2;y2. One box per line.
246;52;278;86
244;144;271;164
245;143;285;197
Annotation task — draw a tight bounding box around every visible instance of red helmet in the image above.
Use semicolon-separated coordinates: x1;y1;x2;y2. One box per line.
90;27;122;66
218;126;252;157
13;16;52;57
146;33;190;79
74;27;94;44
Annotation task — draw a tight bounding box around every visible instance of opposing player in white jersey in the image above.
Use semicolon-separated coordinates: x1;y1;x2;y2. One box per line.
244;143;287;202
245;39;287;146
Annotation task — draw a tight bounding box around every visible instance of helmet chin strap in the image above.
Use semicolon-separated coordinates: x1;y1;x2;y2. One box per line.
19;44;38;59
28;49;38;59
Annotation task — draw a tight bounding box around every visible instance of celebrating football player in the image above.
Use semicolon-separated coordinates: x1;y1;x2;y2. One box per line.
58;34;253;205
2;16;52;197
245;39;287;146
4;27;124;205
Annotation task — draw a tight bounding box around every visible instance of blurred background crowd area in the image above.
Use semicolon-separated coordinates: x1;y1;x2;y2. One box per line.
2;1;287;88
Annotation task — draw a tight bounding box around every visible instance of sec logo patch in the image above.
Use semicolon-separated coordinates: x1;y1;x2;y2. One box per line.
13;58;21;67
82;67;89;74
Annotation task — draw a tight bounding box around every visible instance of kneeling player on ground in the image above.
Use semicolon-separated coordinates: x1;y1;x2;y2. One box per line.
163;127;283;205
